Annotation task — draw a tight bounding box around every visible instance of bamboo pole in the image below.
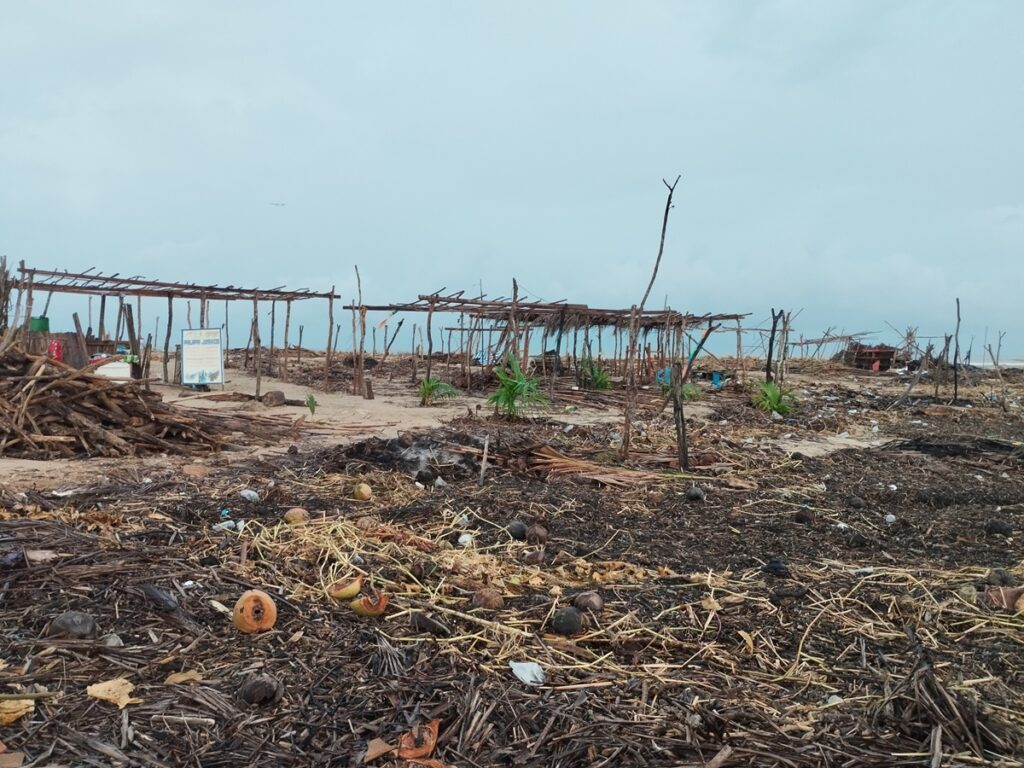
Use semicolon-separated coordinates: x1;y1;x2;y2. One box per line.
163;295;173;383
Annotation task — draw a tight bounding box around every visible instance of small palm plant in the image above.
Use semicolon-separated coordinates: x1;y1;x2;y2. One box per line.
580;357;611;390
489;353;547;418
680;382;701;402
752;381;796;415
305;393;318;417
418;377;459;406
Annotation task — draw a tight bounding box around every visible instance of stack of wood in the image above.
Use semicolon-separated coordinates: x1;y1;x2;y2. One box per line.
0;350;300;458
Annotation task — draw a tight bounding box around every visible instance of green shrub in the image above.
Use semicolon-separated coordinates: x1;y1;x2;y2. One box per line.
680;382;701;402
580;358;611;390
418;377;459;406
488;353;547;418
752;381;796;415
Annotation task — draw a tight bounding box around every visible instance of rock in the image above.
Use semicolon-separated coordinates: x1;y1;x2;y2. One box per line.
550;606;584;636
238;674;285;706
955;584;979;604
686;486;706;502
286;444;299;455
523;548;545;566
884;513;897;526
847;496;866;510
283;507;310;525
470;588;504;610
769;585;808;605
415;468;437;485
262;390;286;407
794;508;815;525
101;633;125;647
761;558;790;578
199;555;220;567
239;489;260;503
526;523;549;546
410;561;437;580
985;568;1016;587
847;532;870;548
48;611;98;639
507;520;528;541
573;591;604;613
410;612;450;636
141;583;180;612
826;695;844;707
771;410;784;421
986;520;1013;537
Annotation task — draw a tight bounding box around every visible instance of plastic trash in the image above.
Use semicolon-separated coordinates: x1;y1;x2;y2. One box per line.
457;533;474;548
509;660;546;686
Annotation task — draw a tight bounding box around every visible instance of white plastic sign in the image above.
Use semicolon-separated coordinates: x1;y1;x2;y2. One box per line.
181;328;224;385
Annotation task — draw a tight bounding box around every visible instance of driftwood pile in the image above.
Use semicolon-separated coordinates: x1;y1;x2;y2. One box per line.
0;350;298;458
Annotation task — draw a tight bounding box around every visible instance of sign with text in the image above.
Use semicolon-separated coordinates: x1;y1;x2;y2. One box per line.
181;328;224;386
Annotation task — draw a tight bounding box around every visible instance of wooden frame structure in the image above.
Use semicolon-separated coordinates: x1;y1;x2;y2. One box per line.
346;287;747;387
15;265;340;394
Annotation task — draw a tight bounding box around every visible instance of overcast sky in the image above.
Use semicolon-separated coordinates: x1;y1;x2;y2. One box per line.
2;2;1022;356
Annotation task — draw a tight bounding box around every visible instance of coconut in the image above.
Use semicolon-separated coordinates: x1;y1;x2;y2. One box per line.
471;587;505;610
283;507;309;525
573;591;604;613
526;523;549;545
550;606;584;636
507;520;529;541
353;483;373;502
327;574;364;600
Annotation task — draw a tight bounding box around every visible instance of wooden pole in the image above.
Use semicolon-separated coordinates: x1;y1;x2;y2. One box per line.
426;297;435;382
325;287;335;385
122;303;142;380
98;295;107;341
163;295;173;383
281;300;291;382
297;326;304;368
952;297;961;404
72;313;90;366
671;360;688;470
223;300;230;364
252;299;262;397
269;300;277;379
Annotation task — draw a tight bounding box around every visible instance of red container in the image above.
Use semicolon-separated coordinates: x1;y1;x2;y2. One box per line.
47;340;64;361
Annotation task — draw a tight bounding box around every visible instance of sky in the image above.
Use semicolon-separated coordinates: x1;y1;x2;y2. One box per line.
2;2;1022;358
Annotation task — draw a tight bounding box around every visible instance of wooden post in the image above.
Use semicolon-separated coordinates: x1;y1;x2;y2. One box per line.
72;313;90;366
281;300;291;382
425;297;435;382
412;323;419;381
123;304;142;380
269;300;277;378
20;261;33;334
672;360;688;470
735;318;744;384
297;325;304;368
163;295;173;383
114;297;124;347
98;295;107;341
508;279;519;361
223;300;230;363
137;295;142;337
252;299;262;397
325;287;335;386
142;333;153;390
952;297;961;404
